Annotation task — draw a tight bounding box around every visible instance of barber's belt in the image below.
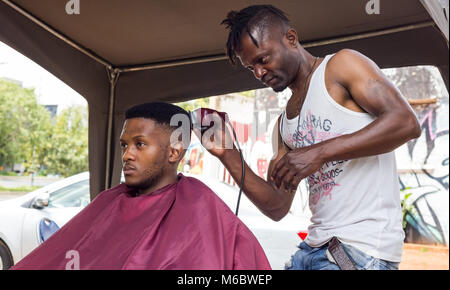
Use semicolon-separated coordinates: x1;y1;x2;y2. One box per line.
327;237;357;270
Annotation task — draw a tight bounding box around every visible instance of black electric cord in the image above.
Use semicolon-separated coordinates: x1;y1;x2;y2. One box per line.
228;120;245;216
190;111;245;217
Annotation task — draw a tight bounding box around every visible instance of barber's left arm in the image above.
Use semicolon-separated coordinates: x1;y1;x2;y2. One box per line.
270;49;421;190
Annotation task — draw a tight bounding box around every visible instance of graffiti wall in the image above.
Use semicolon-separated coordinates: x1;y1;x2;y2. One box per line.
395;101;449;245
390;66;449;245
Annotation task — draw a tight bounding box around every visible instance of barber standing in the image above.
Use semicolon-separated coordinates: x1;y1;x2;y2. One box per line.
196;5;420;270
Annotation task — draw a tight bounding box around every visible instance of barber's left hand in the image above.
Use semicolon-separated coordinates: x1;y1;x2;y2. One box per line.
270;146;324;191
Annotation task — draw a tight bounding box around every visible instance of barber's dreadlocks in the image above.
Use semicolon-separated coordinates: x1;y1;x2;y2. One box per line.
221;5;290;65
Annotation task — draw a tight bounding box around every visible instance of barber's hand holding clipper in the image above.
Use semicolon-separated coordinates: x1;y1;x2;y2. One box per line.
192;110;236;159
193;109;297;221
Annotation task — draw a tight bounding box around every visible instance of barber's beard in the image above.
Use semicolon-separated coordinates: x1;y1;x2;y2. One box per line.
269;72;290;92
272;82;288;92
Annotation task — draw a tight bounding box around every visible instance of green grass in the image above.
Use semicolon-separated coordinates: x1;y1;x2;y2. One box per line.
0;185;42;192
0;171;18;176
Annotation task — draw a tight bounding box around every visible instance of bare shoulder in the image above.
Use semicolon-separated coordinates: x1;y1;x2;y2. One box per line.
327;49;382;85
329;49;373;65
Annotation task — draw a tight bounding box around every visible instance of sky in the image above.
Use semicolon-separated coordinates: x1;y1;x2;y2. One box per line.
0;41;87;112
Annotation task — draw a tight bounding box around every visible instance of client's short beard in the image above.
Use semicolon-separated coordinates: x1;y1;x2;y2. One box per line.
127;168;165;196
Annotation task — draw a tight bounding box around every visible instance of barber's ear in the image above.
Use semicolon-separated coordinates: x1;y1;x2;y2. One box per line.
168;141;184;163
285;28;299;48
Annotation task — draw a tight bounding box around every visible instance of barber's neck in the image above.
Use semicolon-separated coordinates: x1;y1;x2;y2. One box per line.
288;49;316;95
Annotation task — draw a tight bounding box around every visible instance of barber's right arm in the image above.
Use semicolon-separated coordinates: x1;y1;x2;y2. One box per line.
195;114;295;221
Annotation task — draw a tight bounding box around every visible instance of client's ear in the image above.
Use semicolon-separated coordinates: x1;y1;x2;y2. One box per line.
167;126;190;164
168;141;184;163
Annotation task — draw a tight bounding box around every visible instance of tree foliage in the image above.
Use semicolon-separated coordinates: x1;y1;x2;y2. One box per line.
0;79;51;168
0;78;88;177
175;97;210;112
43;105;89;177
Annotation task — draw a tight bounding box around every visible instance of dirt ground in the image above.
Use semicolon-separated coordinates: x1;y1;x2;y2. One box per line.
400;243;449;270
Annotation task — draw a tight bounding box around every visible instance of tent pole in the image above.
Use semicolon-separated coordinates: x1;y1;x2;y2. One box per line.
118;55;227;73
104;69;120;190
1;0;113;70
117;21;435;73
303;21;435;48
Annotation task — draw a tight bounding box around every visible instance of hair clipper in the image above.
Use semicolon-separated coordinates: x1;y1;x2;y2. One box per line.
190;108;228;133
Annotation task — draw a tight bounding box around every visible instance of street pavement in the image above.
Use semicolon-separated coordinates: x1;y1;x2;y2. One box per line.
0;193;24;201
0;176;61;201
0;175;61;188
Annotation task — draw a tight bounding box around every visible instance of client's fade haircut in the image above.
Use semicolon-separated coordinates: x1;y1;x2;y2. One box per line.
125;102;191;147
221;5;291;65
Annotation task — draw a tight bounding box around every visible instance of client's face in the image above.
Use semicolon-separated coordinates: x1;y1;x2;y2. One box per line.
119;118;169;191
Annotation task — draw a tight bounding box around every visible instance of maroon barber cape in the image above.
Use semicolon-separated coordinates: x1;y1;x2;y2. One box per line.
12;174;271;270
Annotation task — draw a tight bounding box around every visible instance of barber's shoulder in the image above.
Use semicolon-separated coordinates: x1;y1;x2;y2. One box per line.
332;48;367;60
327;49;377;84
328;49;368;70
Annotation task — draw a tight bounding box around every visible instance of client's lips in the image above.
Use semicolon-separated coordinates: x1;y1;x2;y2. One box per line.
123;165;136;175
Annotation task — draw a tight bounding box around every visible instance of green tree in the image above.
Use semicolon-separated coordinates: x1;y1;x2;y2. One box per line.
0;79;51;170
175;97;210;112
1;79;89;177
43;105;89;177
175;91;255;113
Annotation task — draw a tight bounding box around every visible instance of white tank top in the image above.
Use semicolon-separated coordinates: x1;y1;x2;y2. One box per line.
280;54;404;262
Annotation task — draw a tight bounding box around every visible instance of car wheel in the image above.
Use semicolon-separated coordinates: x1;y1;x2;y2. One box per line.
0;240;14;270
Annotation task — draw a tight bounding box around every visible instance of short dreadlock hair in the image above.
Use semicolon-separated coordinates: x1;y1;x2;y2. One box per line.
221;5;291;65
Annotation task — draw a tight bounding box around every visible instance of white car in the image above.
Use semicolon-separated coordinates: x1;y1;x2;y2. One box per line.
0;172;308;270
0;172;90;270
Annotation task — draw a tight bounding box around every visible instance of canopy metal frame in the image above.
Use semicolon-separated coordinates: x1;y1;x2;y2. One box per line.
2;0;448;191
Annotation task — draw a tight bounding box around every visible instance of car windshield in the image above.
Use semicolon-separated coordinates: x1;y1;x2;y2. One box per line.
48;179;90;208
